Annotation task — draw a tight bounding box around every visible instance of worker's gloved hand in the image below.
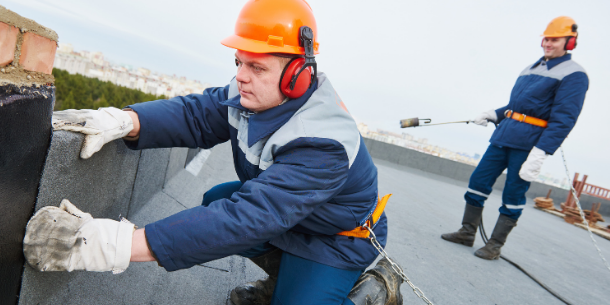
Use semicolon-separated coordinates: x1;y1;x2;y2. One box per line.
473;109;498;126
519;147;548;182
23;199;135;273
52;107;134;159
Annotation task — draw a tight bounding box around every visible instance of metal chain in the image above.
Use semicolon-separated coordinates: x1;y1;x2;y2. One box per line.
364;225;434;305
560;147;610;272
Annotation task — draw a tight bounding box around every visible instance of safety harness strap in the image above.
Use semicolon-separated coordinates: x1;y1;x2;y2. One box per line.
337;194;392;238
504;110;548;128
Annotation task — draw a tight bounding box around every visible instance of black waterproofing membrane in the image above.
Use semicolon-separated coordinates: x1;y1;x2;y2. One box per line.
0;83;54;304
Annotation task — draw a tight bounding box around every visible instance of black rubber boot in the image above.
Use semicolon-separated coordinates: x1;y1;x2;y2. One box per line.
230;249;282;305
474;214;517;260
441;204;484;247
346;258;404;305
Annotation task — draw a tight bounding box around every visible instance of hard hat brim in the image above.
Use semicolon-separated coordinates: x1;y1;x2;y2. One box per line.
221;34;319;55
540;34;576;37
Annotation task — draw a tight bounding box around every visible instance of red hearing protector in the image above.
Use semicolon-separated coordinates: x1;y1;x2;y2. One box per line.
541;24;578;51
565;36;577;51
280;58;312;99
279;26;317;99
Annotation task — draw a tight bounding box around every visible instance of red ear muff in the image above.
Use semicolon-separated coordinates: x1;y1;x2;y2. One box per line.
279;57;312;99
541;37;577;51
565;36;577;50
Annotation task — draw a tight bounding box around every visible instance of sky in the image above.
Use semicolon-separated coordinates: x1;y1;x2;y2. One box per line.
6;0;610;188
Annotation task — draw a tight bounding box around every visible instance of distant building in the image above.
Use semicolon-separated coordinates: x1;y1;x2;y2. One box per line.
53;43;211;98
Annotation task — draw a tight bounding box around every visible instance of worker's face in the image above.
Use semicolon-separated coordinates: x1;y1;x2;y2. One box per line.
542;37;568;59
235;50;285;113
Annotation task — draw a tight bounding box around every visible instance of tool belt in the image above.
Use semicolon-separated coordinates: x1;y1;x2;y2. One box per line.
504;110;548;128
337;194;392;238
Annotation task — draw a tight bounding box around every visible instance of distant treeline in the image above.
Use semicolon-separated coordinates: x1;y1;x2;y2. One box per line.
53;68;166;111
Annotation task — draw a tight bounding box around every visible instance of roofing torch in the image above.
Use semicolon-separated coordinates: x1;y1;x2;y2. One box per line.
399;118;473;128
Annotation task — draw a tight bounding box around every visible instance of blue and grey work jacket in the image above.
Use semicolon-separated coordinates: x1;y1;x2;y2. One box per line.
490;53;589;154
125;73;385;271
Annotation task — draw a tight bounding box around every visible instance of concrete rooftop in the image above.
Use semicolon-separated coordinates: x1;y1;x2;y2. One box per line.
19;140;610;305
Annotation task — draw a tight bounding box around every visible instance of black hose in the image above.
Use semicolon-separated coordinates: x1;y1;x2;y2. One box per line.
479;218;572;305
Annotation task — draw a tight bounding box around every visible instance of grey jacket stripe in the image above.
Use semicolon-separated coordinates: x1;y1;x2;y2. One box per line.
228;108;240;129
227;73;360;171
227;79;241;129
227;78;265;166
238;131;265;166
519;60;586;81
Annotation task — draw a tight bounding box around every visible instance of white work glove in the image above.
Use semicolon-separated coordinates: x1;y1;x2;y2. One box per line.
23;199;135;273
519;147;548;182
52;107;134;159
473;109;498;126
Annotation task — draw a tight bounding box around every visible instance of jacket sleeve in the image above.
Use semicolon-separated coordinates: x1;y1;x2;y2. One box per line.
495;64;532;125
535;72;589;154
495;105;509;124
144;137;350;271
123;85;231;150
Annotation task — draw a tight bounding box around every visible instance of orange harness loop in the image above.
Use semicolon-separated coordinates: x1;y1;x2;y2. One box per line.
337;194;392;239
504;110;548;128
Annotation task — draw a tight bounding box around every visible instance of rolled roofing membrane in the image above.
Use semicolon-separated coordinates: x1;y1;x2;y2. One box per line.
0;6;57;303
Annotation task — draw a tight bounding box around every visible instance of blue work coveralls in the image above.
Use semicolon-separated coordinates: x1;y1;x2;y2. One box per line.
124;73;385;304
466;54;589;219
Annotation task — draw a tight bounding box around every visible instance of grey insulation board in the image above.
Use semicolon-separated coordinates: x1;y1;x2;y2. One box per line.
34;131;140;219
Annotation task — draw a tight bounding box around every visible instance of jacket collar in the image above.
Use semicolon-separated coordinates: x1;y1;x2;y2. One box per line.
221;80;318;147
531;53;572;70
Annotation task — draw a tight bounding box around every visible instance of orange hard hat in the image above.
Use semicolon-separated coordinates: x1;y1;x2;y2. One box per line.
542;16;577;37
221;0;319;55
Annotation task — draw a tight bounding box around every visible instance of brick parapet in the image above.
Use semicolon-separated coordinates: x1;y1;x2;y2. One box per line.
0;5;57;83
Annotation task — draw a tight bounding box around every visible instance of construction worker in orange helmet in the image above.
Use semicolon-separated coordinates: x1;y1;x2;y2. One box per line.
441;16;588;260
23;0;404;304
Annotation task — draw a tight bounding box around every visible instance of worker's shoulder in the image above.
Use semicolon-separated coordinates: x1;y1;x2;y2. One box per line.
289;73;359;140
553;59;587;79
519;58;587;81
262;73;361;168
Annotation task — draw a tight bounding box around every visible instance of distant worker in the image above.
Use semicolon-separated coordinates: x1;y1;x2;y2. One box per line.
23;0;405;304
441;16;589;260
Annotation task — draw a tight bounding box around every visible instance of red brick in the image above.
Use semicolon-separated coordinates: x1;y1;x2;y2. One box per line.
0;22;19;67
19;32;57;74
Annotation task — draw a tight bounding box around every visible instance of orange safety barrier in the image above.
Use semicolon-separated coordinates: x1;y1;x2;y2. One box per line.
504;110;548;128
337;194;392;239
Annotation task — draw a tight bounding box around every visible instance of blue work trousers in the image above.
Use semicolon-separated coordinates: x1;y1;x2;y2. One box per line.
465;145;531;220
202;181;361;305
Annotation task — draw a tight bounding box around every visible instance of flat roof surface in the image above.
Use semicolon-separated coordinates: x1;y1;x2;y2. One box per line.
375;159;609;305
19;148;610;304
